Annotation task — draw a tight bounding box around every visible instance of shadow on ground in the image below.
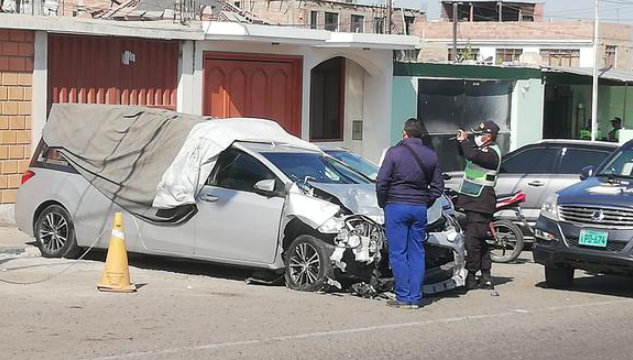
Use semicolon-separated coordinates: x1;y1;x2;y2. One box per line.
535;273;633;298
84;250;255;283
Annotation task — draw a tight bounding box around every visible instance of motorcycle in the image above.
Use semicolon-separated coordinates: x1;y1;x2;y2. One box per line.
445;188;529;263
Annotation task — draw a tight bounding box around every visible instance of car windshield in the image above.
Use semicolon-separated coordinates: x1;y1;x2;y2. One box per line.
263;152;373;185
325;150;379;180
597;147;633;178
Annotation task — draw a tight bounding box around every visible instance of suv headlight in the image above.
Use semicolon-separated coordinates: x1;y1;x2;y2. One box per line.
540;194;559;221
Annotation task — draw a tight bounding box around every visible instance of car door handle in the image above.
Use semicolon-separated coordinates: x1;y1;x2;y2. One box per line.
200;194;219;203
528;180;545;187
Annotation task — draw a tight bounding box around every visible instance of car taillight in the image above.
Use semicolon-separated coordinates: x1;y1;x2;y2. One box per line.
20;170;35;185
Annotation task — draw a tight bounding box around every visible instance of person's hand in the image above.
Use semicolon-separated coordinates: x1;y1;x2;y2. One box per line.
456;130;468;141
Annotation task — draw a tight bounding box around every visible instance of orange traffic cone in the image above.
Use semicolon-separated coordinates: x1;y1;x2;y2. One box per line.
97;212;136;293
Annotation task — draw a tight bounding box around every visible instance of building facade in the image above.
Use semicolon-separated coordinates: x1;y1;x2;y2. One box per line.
416;1;633;70
0;15;418;221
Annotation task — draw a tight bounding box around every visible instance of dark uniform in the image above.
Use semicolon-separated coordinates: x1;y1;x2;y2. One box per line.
456;121;501;290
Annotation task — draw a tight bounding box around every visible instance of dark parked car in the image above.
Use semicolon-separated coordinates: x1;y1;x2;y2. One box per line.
533;139;633;288
445;140;619;235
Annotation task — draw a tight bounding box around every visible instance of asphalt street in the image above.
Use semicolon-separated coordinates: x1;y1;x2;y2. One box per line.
1;250;633;360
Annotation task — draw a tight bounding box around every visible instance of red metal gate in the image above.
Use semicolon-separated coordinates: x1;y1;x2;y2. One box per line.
203;52;303;136
48;34;178;111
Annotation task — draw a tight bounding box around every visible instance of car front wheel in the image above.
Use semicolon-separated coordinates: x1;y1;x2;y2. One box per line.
545;265;574;289
34;205;80;259
284;235;333;292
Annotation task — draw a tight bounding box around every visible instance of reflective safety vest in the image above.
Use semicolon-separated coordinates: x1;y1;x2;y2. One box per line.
459;144;502;198
579;129;592;140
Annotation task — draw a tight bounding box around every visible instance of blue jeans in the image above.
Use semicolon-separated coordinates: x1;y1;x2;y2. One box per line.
384;203;427;304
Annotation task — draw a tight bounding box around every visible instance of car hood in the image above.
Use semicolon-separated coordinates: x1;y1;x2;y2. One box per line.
309;183;443;225
558;176;633;208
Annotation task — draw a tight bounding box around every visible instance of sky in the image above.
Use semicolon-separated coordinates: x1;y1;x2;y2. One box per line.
385;0;633;25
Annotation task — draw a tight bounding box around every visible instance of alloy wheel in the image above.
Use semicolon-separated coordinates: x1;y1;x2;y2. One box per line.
288;242;321;287
39;212;68;253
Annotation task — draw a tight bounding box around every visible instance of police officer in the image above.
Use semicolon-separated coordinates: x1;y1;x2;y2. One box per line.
455;121;501;290
608;117;624;142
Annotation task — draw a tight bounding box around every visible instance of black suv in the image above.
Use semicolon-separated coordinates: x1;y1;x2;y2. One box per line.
533;139;633;288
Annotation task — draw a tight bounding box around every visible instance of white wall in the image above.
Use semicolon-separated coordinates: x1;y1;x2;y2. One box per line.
510;78;545;150
479;46;496;62
183;40;394;163
579;47;594;67
32;31;47;154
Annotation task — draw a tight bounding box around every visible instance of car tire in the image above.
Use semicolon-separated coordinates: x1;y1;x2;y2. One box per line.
545;265;574;289
284;234;334;292
34;205;81;259
488;219;524;263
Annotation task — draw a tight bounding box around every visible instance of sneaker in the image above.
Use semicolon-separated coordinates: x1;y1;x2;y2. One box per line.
480;273;494;290
409;298;433;309
386;299;411;308
466;272;479;290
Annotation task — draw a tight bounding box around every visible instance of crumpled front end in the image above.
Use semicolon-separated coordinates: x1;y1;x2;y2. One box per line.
423;217;467;294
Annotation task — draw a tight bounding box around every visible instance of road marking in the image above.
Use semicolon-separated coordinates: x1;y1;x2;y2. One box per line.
80;299;633;360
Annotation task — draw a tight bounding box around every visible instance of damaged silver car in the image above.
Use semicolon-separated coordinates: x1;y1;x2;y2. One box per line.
17;139;465;294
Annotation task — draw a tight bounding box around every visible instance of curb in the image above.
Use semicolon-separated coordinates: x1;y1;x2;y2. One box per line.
0;245;41;257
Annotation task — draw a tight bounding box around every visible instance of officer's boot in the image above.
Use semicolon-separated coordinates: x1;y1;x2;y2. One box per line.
466;272;479;290
480;271;494;290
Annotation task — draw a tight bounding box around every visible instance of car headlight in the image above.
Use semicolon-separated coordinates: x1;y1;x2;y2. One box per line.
318;216;344;233
540;194;559;221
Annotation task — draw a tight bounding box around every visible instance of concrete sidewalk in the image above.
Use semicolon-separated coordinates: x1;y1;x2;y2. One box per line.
0;227;38;256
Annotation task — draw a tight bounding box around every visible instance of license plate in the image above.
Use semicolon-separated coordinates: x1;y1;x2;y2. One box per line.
578;230;609;248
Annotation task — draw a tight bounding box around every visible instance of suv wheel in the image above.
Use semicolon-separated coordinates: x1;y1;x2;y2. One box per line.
34;205;81;259
545;265;574;289
284;235;333;292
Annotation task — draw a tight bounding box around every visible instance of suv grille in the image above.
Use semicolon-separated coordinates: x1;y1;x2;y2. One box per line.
559;206;633;229
566;237;628;253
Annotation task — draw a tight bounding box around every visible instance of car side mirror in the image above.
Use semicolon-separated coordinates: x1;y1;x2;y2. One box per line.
442;173;452;181
580;165;595;181
254;179;277;195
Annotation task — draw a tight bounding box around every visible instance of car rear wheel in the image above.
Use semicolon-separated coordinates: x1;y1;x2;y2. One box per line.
545;265;574;289
284;235;333;292
34;205;80;259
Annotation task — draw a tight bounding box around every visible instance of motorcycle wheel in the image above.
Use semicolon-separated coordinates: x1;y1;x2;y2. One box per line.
487;219;524;263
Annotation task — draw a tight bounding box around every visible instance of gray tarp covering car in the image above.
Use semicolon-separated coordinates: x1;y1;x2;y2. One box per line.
43;104;318;222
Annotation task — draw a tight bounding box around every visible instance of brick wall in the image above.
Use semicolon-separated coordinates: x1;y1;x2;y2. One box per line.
0;29;34;205
249;0;425;34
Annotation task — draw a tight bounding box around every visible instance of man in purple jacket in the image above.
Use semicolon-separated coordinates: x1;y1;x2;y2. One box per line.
376;118;444;309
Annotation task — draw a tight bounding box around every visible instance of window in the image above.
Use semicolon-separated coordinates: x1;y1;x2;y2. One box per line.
540;49;580;67
310;57;344;141
599;148;633;177
404;16;415;35
211;149;277;193
500;148;559;174
310;11;319;30
495;48;523;64
351;15;364;33
605;45;617;68
373;17;385;34
557;149;611;174
324;12;339;32
262;153;372;185
447;48;480;62
234;1;241;8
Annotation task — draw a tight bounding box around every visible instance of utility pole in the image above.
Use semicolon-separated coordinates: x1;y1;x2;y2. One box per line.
387;0;393;34
591;0;600;141
452;1;458;62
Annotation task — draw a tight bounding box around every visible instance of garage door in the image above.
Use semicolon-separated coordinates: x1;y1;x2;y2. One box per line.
203;52;303;136
48;34;178;111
